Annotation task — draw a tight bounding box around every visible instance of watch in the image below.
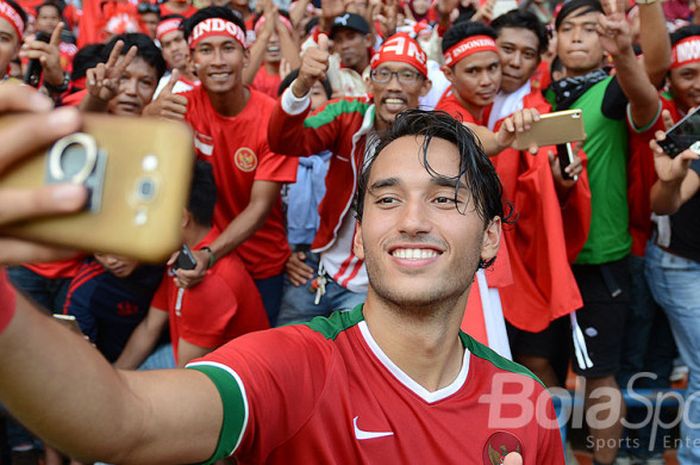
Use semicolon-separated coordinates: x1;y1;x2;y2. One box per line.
200;246;216;269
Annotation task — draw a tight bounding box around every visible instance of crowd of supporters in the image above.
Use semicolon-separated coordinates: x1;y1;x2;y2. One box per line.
0;0;698;464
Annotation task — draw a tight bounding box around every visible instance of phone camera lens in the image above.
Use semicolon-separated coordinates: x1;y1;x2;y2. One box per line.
59;142;89;178
137;178;157;200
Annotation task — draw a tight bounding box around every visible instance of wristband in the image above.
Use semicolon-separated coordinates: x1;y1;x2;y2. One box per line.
0;270;17;335
200;246;216;269
44;73;70;94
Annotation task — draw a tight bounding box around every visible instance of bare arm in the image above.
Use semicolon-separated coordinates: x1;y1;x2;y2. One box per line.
637;2;672;88
277;18;302;69
178;338;212;368
114;306;169;370
244;17;275;86
0;293;223;464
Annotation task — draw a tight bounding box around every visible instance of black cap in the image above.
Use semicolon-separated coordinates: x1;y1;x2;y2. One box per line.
330;13;370;37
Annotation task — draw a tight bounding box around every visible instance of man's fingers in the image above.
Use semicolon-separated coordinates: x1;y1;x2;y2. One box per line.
0;238;79;265
164;68;180;95
105;40;125;68
0;83;53;113
317;33;329;52
661;109;675;131
170;94;188;106
50;21;63;47
0;184;87;226
0;107;82;173
115;45;139;75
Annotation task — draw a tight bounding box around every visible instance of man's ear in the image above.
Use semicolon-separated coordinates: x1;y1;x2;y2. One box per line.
363;33;373;49
182;208;192;228
419;77;432;98
480;216;501;265
242;47;251;69
353;220;365;260
442;65;455;85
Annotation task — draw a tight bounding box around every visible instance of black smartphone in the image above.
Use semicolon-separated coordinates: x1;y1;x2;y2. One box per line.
556;142;577;181
657;107;700;158
23;31;51;88
174;244;197;271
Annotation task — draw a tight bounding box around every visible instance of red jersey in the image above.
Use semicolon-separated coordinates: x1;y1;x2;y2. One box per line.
436;89;492;127
151;229;269;364
188;306;565;464
24;259;83;280
182;86;298;279
0;269;16;334
627;94;681;256
251;66;281;100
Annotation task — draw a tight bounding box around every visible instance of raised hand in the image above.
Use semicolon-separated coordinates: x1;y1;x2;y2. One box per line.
143;69;188;120
597;0;633;57
291;33;330;98
20;22;65;87
86;40;138;103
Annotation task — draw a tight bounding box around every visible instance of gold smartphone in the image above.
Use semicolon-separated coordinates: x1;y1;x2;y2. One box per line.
0;114;193;263
512;109;586;151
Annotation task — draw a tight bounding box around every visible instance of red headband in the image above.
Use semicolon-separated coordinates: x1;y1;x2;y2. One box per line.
189;18;247;49
253;15;293;36
370;33;428;77
0;0;24;40
157;18;182;41
671;36;700;69
443;35;498;67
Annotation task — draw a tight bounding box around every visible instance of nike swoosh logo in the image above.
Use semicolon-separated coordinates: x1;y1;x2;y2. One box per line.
353;416;394;440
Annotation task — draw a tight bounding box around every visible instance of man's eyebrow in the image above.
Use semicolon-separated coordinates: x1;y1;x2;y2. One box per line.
369;177;400;191
430;177;467;190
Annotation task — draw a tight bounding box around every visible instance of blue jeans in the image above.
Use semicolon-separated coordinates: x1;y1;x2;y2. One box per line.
645;242;700;465
277;252;366;326
255;273;284;327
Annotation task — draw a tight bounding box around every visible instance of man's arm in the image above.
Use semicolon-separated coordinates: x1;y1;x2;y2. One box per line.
598;0;660;128
637;2;672;88
178;338;212;368
113;306;169;370
176;180;281;288
0;293;223;464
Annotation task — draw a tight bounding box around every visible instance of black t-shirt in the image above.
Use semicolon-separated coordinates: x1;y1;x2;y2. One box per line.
669;159;700;262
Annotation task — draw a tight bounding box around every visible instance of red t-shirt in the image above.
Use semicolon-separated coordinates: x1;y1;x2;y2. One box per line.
0;269;16;334
187;307;565;464
627;95;681;256
151;229;269;364
436;89;492;127
24;259;83;280
181;86;298;279
160;3;199;18
251;66;281;100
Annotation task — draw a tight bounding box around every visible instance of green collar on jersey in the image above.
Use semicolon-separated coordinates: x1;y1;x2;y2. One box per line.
303;304;544;388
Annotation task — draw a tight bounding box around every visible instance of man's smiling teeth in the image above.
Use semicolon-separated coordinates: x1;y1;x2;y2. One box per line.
384;98;405;104
391;248;439;260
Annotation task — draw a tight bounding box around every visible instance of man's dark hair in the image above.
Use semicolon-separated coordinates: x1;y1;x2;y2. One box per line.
491;9;549;56
36;0;63;17
188;160;217;227
101;33;167;80
278;68;332;99
71;43;104;81
671;25;700;46
442;21;497;54
355;110;506;267
555;0;603;32
4;0;28;29
183;6;247;42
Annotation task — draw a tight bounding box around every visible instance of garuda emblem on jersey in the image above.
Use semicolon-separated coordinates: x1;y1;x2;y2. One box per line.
482;431;523;465
235;147;257;172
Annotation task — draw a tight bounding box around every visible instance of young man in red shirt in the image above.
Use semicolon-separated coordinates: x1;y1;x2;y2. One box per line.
149;7;299;325
114;161;269;370
151;14;198;97
0;89;561;463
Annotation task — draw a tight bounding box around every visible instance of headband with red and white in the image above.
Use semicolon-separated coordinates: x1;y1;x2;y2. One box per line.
671;36;700;69
370;33;428;77
0;0;24;40
443;35;498;67
188;17;247;49
156;17;182;42
253;15;294;36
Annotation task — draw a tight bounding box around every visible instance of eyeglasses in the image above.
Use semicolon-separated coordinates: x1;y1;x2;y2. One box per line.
370;68;423;85
137;3;161;15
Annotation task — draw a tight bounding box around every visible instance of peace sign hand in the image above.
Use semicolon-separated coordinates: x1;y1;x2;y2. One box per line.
20;22;65;87
86;41;138;103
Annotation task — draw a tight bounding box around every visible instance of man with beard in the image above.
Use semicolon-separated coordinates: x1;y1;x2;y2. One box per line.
0;89;561;462
147;7;299;325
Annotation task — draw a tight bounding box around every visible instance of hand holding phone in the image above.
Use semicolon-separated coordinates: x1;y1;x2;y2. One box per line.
512;110;586;151
173;244;198;271
656;107;700;158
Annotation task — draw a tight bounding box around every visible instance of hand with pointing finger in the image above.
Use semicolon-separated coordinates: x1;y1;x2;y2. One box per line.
143;69;188;120
291;33;330;98
20;22;65;87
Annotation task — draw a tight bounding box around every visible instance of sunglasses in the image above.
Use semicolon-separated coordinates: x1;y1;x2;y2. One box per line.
137;3;161;15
